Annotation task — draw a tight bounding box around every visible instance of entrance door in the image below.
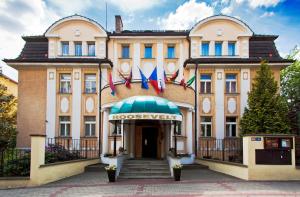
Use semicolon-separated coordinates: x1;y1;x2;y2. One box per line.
142;127;158;158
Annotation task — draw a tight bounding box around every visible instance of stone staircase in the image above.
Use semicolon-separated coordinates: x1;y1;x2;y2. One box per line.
119;159;171;179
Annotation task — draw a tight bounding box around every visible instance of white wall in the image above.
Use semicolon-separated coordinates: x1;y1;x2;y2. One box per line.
215;69;225;139
46;68;56;139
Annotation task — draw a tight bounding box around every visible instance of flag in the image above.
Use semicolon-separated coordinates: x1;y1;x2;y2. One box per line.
109;72;116;96
160;70;167;92
118;69;132;89
170;69;179;81
149;67;160;94
139;68;149;89
186;75;195;87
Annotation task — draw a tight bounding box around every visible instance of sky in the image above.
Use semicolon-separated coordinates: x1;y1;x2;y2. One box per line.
0;0;300;81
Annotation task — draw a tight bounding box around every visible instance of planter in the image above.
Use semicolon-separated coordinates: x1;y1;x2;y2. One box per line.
173;168;181;181
106;170;116;182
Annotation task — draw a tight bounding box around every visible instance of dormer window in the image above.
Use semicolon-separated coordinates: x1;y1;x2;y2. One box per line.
75;42;82;56
88;42;95;56
215;42;222;56
201;42;209;56
144;44;152;58
228;42;236;56
61;42;69;56
167;45;175;58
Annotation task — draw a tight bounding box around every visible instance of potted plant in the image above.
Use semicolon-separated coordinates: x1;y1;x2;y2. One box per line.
172;163;183;181
105;164;117;182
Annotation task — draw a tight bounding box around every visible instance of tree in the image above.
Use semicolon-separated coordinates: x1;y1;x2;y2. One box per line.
240;61;290;135
0;83;17;151
281;46;300;134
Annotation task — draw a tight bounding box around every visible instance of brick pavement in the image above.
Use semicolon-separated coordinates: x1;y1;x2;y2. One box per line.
1;169;300;197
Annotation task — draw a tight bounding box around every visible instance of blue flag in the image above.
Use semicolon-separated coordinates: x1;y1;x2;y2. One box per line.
139;68;149;89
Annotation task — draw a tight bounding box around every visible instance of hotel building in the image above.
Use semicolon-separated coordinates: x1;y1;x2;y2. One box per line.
4;14;292;161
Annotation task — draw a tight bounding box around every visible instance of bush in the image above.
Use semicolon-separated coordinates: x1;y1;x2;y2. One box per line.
45;144;83;163
2;151;30;177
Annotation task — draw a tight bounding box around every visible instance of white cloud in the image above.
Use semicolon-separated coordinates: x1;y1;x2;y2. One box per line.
108;0;162;13
158;0;214;30
248;0;281;8
47;0;94;15
260;11;275;18
221;6;234;15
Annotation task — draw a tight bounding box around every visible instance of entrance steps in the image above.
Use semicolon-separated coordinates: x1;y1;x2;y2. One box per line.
119;159;171;179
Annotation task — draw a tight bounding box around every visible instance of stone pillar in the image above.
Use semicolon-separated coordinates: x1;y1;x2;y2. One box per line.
102;109;109;155
130;123;135;158
186;108;193;154
30;135;46;184
170;124;174;148
124;124;129;154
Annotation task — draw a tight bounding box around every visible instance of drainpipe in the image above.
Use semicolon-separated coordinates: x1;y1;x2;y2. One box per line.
98;64;102;155
194;63;198;157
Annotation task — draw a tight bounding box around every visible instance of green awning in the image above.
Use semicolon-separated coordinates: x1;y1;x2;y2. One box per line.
109;96;182;121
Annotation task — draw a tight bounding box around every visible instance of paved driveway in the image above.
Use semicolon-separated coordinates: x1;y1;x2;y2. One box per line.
1;169;300;196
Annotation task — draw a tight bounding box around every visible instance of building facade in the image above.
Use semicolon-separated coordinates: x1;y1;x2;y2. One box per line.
4;15;291;161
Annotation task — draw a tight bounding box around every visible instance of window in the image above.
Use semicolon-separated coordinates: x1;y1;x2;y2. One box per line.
84;74;96;93
175;122;182;135
60;116;70;137
201;42;209;56
215;42;222;56
85;116;96;136
200;74;212;94
226;117;237;137
122;45;130;58
167;45;175;58
60;74;71;93
61;42;69;56
144;45;152;58
201;117;212;137
75;42;82;56
225;74;237;93
228;42;236;56
88;42;95;56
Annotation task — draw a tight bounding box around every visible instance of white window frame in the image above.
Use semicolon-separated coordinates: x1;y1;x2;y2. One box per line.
60;74;71;93
84;74;96;93
226;117;237;137
61;41;69;56
225;74;237;93
200;74;212;94
60;116;71;137
84;116;96;136
87;42;96;56
200;117;212;137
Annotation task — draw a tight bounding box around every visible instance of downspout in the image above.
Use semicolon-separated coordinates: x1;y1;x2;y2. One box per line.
98;64;102;155
194;63;198;157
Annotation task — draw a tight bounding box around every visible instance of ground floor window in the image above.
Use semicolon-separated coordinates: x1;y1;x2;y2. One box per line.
200;116;212;137
60;116;70;136
85;116;96;136
226;117;237;137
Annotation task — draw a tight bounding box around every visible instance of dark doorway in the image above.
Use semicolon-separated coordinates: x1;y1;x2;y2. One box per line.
142;127;158;158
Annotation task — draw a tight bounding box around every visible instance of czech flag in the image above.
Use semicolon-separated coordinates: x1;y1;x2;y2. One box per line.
149;67;160;94
139;68;149;89
109;72;116;95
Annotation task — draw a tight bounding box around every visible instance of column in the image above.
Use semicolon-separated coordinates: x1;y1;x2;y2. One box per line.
215;69;225;139
102;109;109;155
186;108;193;154
130;122;135;158
124;124;129;154
72;68;81;140
121;120;124;148
240;69;250;115
132;42;141;79
46;68;56;139
165;124;170;155
170;123;174;148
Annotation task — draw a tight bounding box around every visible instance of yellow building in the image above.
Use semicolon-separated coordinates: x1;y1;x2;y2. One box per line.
4;14;292;164
0;69;18;97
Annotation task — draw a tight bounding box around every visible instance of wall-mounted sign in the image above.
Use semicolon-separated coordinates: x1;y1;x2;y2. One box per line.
251;137;262;141
109;113;182;121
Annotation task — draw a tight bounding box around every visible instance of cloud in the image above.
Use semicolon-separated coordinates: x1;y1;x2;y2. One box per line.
158;0;214;30
46;0;96;15
260;11;275;18
247;0;281;8
221;6;234;15
108;0;162;13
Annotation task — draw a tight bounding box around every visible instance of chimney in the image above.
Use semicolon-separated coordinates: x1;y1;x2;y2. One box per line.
115;15;123;33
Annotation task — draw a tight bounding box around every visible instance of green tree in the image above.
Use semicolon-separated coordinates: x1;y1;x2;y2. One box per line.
240;61;290;135
281;46;300;134
0;83;17;151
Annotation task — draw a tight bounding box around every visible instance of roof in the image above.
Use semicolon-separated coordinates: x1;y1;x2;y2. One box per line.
109;30;188;37
110;96;181;115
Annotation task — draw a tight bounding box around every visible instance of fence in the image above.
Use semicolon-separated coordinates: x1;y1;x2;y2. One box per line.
45;138;99;164
296;136;300;166
0;149;31;177
198;137;243;163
